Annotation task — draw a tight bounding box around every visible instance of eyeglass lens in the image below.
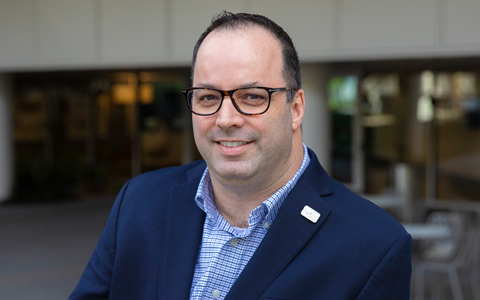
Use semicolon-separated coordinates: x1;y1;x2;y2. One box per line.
187;88;269;115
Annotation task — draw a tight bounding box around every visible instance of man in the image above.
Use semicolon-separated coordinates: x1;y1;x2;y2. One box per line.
70;12;412;300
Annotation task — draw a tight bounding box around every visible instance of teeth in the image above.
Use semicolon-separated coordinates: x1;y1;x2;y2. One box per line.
219;141;248;147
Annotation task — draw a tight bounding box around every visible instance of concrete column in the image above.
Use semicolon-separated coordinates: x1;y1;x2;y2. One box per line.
0;75;13;202
301;63;331;173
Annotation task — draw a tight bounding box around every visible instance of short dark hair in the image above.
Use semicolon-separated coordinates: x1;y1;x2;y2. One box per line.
191;11;301;102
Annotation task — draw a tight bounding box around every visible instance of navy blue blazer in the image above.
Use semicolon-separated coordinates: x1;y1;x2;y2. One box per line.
70;149;412;300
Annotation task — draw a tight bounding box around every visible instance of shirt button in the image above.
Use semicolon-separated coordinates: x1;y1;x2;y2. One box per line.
264;221;270;229
212;290;221;298
230;238;238;246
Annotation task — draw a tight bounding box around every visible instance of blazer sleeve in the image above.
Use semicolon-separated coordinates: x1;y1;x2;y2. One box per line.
356;233;413;300
68;181;130;300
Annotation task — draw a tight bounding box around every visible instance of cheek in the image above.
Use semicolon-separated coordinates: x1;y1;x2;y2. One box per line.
265;104;292;132
192;116;208;134
192;117;216;148
254;117;286;144
192;118;206;144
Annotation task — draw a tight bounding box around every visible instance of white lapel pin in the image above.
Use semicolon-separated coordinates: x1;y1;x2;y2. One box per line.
301;205;321;223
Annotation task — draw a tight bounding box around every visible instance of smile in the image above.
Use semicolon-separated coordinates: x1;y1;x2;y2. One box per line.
218;141;249;147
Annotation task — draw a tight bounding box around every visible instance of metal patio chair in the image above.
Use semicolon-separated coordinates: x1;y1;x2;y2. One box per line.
413;211;477;300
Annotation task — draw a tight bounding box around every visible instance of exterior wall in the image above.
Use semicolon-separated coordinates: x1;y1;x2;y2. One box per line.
301;63;331;173
0;75;13;202
2;0;480;72
2;1;480;202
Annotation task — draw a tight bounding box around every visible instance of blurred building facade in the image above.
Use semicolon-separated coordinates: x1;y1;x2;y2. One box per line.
1;0;480;203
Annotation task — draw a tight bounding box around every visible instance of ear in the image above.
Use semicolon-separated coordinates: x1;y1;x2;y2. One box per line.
291;89;305;132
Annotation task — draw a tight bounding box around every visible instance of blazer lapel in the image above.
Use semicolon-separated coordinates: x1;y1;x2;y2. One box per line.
159;164;206;300
225;151;333;300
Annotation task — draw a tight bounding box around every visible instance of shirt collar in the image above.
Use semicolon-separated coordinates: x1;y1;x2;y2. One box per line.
195;143;311;233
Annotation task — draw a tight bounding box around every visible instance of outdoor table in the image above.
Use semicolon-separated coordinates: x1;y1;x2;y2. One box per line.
401;223;452;240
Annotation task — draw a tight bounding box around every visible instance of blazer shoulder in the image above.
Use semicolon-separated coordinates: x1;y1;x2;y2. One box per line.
302;149;407;240
327;178;408;241
112;159;206;213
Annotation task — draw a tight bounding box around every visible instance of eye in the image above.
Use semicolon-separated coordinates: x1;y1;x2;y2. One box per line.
192;90;222;109
244;93;263;100
237;89;268;106
194;90;221;102
200;94;219;101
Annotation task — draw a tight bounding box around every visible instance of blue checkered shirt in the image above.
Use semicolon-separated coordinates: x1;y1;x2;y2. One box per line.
189;144;310;300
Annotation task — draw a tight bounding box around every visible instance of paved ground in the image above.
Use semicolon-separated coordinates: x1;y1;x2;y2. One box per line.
0;197;478;300
0;197;114;300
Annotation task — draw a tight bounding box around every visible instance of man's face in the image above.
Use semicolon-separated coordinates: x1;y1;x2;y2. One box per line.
192;27;301;189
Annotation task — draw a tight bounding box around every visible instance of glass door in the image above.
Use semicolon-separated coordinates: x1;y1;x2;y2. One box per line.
328;74;364;193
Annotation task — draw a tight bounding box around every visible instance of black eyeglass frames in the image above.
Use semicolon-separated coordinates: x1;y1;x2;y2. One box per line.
181;86;294;116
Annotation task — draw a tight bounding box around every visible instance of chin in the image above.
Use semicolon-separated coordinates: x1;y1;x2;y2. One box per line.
217;168;252;180
212;163;255;181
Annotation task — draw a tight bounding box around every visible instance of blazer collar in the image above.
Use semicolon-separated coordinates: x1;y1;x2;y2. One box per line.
225;149;333;300
159;161;206;300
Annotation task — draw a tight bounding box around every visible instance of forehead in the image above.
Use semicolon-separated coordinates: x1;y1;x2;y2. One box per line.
193;27;284;87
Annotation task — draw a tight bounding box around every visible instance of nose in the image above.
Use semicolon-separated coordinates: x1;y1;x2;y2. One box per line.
215;96;246;129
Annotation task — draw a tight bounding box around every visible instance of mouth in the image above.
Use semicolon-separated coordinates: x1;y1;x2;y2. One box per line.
218;141;250;147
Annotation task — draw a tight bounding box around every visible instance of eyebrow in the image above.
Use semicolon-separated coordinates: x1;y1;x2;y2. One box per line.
195;82;260;90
